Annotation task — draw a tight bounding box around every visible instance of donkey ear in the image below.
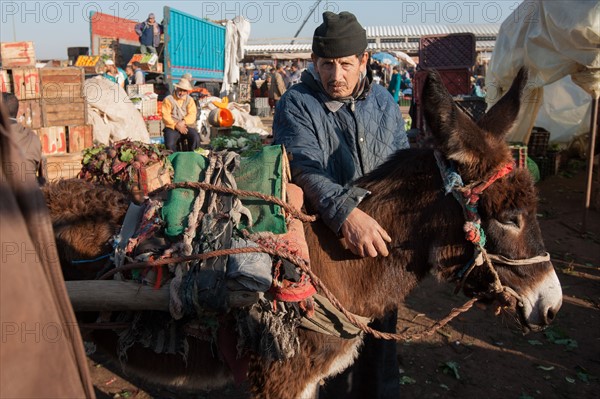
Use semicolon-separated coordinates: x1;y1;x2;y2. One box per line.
422;70;514;181
477;68;528;138
422;70;485;166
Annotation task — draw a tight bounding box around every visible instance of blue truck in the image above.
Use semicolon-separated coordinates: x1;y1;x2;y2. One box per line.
90;6;227;90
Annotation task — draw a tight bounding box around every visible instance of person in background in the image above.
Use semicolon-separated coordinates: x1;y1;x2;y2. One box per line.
286;62;301;88
103;59;127;88
273;11;408;398
161;79;200;152
125;65;135;86
387;66;401;103
135;13;162;54
268;66;286;114
132;61;146;84
1;92;44;184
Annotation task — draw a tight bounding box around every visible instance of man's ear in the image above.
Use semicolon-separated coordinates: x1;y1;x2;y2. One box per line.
359;52;369;72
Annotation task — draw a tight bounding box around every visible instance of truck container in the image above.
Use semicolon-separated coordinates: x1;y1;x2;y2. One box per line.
163;7;226;86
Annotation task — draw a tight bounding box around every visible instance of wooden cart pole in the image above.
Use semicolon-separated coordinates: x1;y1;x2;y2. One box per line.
583;96;598;233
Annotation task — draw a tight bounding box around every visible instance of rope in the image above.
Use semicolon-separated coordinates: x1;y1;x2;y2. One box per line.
71;253;111;264
149;181;318;223
98;243;478;341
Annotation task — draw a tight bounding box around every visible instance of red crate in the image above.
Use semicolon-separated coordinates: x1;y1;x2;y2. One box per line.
414;69;471;106
419;33;476;70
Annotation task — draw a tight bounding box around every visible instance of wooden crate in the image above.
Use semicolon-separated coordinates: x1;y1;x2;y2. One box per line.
0;70;12;92
145;161;171;193
40;67;84;100
17;99;42;129
38;126;67;155
42;101;86;127
40;68;86;127
145;119;163;137
67;125;93;153
11;68;40;100
1;41;36;68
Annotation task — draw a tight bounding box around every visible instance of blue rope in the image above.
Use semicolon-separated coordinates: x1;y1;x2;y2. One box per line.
71;253;110;264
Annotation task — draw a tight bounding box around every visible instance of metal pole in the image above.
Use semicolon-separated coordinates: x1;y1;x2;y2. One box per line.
583;96;598;232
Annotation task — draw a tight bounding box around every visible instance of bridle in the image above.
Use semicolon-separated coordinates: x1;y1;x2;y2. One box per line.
434;151;551;307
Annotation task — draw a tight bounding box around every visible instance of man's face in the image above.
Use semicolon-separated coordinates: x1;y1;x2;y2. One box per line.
175;88;188;99
313;53;368;99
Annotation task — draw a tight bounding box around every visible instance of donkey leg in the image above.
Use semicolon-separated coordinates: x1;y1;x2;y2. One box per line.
247;331;362;399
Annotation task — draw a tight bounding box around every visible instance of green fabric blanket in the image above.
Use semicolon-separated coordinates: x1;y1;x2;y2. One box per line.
162;146;286;239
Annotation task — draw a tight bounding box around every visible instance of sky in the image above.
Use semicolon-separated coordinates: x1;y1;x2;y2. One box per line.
1;0;524;59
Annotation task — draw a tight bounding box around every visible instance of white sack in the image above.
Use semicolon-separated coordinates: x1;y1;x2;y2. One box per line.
84;77;150;145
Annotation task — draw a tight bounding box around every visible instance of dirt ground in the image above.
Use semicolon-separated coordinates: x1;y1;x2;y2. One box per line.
89;165;600;399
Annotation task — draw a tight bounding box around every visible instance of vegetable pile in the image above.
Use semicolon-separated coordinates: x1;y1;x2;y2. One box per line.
78;139;173;193
209;128;264;158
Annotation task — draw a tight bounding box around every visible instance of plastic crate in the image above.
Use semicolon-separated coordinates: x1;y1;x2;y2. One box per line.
253;97;269;108
509;144;527;169
527;127;550;157
141;98;158;117
531;152;560;180
455;96;487;121
419;33;476;70
127;84;155;97
413;69;471;105
251;106;271;117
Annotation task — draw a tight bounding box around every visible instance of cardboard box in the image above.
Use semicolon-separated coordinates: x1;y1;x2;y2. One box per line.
12;68;40;100
67;125;93;153
38;126;67;155
1;41;36;68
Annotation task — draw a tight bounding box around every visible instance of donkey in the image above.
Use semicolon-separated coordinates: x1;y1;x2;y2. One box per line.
43;69;562;398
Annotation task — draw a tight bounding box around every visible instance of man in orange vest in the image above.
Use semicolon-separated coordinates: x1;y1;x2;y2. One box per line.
161;79;200;152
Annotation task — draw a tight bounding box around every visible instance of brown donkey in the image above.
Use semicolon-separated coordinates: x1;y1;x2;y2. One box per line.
43;69;562;398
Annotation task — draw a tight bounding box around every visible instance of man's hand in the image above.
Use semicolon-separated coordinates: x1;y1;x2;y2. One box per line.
175;120;188;134
341;208;392;257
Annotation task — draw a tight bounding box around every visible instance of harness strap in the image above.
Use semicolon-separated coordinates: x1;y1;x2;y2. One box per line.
487;252;551;266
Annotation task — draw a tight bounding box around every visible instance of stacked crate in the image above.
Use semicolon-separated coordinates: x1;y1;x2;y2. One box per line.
0;42;93;156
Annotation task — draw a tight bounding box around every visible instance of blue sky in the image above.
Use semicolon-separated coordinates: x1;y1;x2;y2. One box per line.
1;1;523;59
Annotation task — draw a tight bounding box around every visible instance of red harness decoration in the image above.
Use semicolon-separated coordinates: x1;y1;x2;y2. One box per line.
462;162;515;205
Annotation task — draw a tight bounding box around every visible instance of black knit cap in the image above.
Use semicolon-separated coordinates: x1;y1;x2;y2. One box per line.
312;11;368;58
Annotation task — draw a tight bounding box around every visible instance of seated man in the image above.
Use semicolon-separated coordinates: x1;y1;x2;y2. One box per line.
162;79;200;152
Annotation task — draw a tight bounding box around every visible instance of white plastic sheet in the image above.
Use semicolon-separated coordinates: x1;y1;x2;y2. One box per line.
486;0;600;143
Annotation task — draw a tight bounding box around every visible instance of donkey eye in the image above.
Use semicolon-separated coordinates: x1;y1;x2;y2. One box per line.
497;212;522;229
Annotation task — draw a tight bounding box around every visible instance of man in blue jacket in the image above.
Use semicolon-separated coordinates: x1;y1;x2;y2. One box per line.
273;11;408;399
135;13;162;54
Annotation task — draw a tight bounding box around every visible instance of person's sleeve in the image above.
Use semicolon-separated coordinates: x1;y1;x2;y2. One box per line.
184;100;197;126
272;93;369;234
134;22;143;37
162;99;175;128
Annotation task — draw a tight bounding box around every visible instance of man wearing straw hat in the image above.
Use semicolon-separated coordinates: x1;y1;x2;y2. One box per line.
162;79;200;152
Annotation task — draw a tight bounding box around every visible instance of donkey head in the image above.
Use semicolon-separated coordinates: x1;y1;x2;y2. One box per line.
422;69;562;332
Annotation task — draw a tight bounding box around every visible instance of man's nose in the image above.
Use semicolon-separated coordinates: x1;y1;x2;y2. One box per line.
332;64;344;81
